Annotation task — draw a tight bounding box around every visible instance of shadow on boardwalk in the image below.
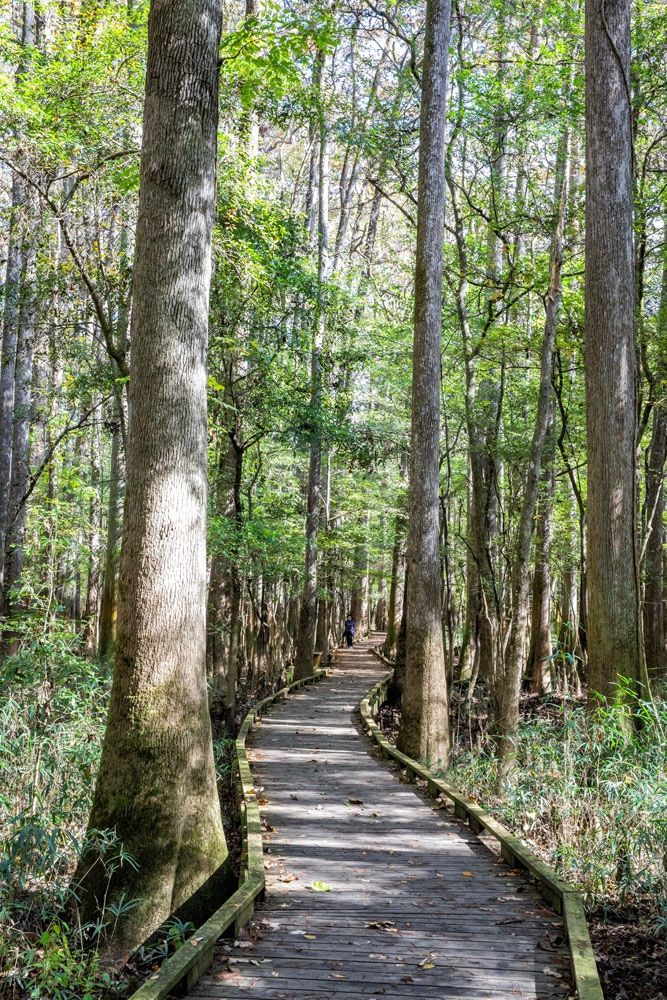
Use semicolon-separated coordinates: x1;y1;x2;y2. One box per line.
187;635;571;999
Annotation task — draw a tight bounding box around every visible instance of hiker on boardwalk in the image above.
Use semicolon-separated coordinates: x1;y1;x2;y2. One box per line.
343;614;356;648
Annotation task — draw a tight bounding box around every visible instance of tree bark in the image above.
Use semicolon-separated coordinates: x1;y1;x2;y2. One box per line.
642;234;667;680
73;0;228;957
0;171;25;589
294;50;328;680
383;512;405;659
2;230;36;627
584;0;645;702
396;0;452;766
495;122;570;758
526;443;556;694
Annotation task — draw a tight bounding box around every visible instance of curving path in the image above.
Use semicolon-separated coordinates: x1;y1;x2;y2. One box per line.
187;635;571;999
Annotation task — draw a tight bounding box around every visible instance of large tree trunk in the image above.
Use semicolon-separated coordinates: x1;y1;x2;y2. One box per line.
396;0;452;767
73;0;228;958
584;0;644;702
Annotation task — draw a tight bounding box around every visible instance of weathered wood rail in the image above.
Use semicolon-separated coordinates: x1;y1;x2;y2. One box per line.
363;649;603;1000
178;635;582;999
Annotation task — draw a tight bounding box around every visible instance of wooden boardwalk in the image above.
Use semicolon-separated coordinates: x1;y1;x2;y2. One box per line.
188;635;572;999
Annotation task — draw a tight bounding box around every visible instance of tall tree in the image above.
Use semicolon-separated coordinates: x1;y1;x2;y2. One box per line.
294;48;328;680
642;215;667;680
495;120;571;758
73;0;228;957
584;0;645;703
397;0;452;766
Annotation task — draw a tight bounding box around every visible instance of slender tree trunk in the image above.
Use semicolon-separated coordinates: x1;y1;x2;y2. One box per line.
526;446;556;694
99;417;122;658
495;122;570;759
396;0;452;766
383;513;405;659
315;449;332;658
0;4;34;589
585;0;645;702
99;262;130;659
642;226;667;679
83;411;102;653
294;50;328;680
0;171;25;589
389;566;408;705
2;232;36;627
73;0;228;958
350;510;369;632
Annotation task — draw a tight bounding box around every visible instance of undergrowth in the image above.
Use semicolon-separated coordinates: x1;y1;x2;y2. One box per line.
444;691;667;921
0;621;143;999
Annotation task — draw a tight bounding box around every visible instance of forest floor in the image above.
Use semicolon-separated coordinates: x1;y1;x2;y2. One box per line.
377;690;667;1000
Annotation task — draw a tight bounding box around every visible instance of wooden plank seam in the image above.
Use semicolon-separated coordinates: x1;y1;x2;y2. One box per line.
364;650;604;1000
128;663;328;1000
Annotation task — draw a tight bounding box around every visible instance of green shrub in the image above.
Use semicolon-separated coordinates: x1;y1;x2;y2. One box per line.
444;694;667;914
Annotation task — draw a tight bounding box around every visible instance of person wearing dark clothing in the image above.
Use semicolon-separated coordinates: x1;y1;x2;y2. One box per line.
344;615;356;648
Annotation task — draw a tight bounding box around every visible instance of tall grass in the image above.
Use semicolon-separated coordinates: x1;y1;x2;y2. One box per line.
445;692;667;921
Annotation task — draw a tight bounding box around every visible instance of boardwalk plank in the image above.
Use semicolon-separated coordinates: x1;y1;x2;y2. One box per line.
184;636;570;1000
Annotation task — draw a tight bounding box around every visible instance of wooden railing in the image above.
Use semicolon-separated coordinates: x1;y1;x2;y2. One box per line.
361;655;604;1000
129;655;326;1000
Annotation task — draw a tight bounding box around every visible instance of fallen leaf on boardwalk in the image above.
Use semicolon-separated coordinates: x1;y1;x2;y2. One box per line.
346;797;363;805
368;953;388;960
367;920;396;931
233;941;253;949
419;955;437;970
310;880;332;892
542;966;564;977
290;793;299;800
462;871;474;877
304;934;317;940
538;933;565;951
257;798;269;805
278;874;298;883
330;973;348;980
